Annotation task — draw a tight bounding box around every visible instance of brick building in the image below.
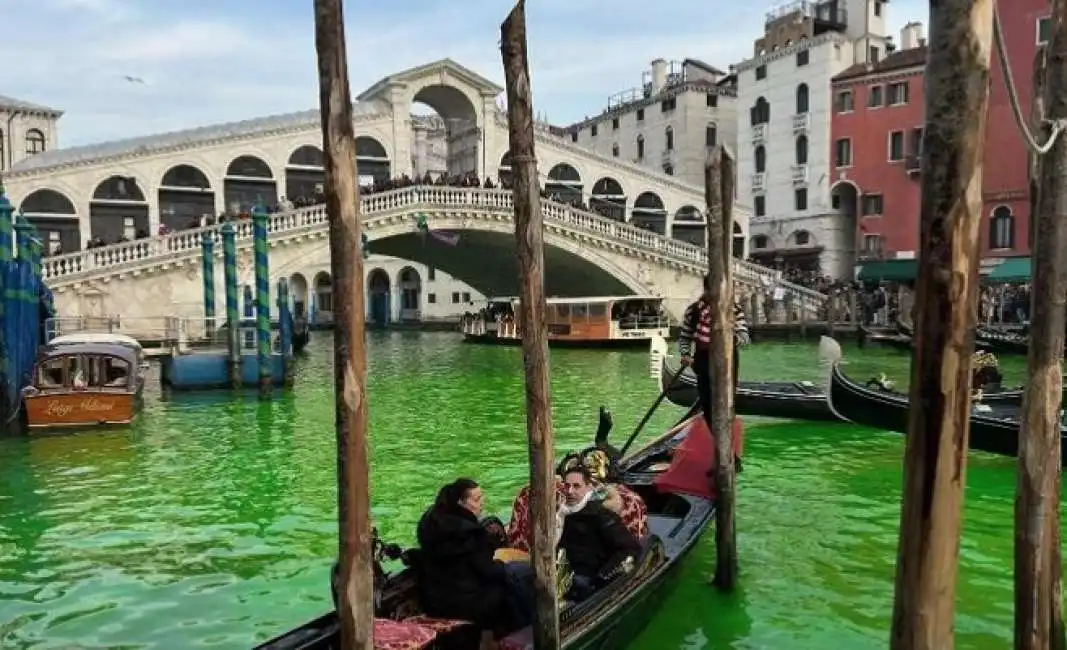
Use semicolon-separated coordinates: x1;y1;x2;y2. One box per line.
830;2;1052;272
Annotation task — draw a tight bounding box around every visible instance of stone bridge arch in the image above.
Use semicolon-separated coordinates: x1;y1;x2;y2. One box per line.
357;59;504;181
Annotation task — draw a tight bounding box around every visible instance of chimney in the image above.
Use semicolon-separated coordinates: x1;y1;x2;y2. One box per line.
650;59;668;94
900;21;924;50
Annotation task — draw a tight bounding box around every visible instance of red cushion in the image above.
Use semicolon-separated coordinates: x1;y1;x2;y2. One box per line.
372;618;436;650
654;415;744;499
400;615;471;635
505;480;648;551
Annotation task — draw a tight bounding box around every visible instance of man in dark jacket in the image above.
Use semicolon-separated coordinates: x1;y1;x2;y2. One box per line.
416;479;513;632
678;273;751;418
559;468;642;601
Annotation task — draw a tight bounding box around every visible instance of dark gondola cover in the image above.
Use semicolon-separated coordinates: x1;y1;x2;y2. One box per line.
659;354;837;422
253;411;729;650
823;343;1066;461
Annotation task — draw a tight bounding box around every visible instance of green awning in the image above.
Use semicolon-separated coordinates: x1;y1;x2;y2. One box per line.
986;256;1031;283
857;259;918;282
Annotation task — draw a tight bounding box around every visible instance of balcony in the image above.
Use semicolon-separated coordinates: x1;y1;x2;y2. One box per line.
858;236;886;260
905;154;922;175
751;172;766;191
792;113;809;132
791;164;809;185
751;124;767;142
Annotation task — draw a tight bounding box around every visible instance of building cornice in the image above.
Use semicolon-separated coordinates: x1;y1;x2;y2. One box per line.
567;80;738;132
735;31;848;72
832;65;925;88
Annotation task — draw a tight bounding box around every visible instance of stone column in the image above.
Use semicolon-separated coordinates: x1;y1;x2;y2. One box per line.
390;87;412;178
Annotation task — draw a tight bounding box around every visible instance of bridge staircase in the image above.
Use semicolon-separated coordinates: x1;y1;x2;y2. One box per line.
41;186;827;317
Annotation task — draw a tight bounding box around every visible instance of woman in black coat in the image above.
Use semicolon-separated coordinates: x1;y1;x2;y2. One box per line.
416;478;513;632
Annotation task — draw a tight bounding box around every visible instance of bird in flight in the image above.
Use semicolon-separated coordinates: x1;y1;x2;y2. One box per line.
123;75;146;85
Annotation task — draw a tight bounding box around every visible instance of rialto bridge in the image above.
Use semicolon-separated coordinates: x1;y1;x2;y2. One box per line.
5;59;746;253
36;186;828;333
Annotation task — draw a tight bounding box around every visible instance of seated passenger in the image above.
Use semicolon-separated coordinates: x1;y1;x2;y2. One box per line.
417;478;531;637
558;467;642;602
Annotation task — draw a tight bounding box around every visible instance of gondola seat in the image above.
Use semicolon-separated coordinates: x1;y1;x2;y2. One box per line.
505;481;649;552
371;618;436;650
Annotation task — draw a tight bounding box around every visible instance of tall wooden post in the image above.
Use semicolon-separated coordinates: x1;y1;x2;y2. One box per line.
1015;1;1066;646
500;2;559;647
889;2;994;648
312;0;373;648
704;146;738;590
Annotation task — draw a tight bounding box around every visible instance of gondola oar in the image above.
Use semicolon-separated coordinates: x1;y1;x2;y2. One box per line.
619;364;687;458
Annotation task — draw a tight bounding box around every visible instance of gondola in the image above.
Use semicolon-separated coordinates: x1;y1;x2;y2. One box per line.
975;326;1028;355
254;406;732;650
650;336;837;422
859;327;913;352
820;337;1065;461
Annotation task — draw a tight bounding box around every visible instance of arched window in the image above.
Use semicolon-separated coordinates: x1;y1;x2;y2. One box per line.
754;145;766;173
750;97;770;125
25;129;45;155
753;235;769;249
795;135;808;165
665;126;674;151
989;206;1015;249
796;83;810;114
612;143;619;157
637;135;645;159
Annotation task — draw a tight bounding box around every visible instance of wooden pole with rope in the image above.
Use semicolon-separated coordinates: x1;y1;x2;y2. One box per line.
703;145;738;590
1007;0;1067;643
312;0;374;647
500;2;560;647
888;1;994;648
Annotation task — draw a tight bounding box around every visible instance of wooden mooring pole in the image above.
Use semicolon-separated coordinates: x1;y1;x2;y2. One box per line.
312;1;373;648
1014;0;1067;646
704;145;738;590
889;1;993;648
500;2;560;647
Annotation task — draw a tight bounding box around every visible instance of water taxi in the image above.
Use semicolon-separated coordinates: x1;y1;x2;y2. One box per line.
20;334;146;430
461;295;670;348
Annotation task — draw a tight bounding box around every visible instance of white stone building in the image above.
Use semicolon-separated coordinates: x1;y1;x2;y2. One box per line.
555;58;738;246
736;0;890;278
0;95;63;173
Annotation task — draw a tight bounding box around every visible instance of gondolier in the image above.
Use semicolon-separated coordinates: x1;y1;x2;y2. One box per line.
678;274;751;420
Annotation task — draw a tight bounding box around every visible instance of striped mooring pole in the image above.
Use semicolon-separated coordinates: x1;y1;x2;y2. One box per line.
201;233;216;341
252;203;271;393
222;222;240;388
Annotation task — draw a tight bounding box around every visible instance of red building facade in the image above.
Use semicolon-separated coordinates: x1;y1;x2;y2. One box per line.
830;3;1051;262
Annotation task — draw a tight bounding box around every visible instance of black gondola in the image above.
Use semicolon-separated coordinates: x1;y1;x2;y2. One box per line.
821;337;1064;460
254;409;732;650
975;326;1028;355
651;337;837;422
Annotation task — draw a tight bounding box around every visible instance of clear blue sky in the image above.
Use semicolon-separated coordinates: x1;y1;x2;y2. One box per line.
5;0;929;147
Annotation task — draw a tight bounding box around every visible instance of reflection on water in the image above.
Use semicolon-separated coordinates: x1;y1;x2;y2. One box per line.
0;332;1028;649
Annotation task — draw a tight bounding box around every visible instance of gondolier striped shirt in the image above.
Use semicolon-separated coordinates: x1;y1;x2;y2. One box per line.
678;297;749;358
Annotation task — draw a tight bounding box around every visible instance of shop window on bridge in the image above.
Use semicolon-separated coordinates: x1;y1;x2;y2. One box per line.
90;176;148;244
355;136;390;183
589;177;626;222
160;164;215;230
225;155;276;215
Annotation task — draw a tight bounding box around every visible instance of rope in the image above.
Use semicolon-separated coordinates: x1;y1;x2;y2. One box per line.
992;1;1066;155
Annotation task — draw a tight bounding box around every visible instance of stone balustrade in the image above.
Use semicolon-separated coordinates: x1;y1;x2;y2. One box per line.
41;186;827;315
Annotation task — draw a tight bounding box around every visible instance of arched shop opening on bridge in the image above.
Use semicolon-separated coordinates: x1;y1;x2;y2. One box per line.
672;205;705;246
589;177;626;222
158;164;214;230
367;268;390;326
90;175;149;243
749;229;821;271
224;155;277;214
397;266;422;323
408;83;480;180
356;137;390;185
314;272;333;321
631;191;667;234
545;163;582;205
498;151;513;187
19;188;80;254
286;145;325;202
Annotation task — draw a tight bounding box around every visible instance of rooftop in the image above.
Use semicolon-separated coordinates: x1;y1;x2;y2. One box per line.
833;46;928;82
9;100;391;174
0;94;63;117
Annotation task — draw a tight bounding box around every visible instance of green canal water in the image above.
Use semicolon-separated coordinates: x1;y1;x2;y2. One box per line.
0;332;1037;649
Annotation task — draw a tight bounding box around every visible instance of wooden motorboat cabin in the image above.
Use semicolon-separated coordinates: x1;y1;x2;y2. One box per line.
462;296;670;347
20;338;145;430
46;332;149;382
